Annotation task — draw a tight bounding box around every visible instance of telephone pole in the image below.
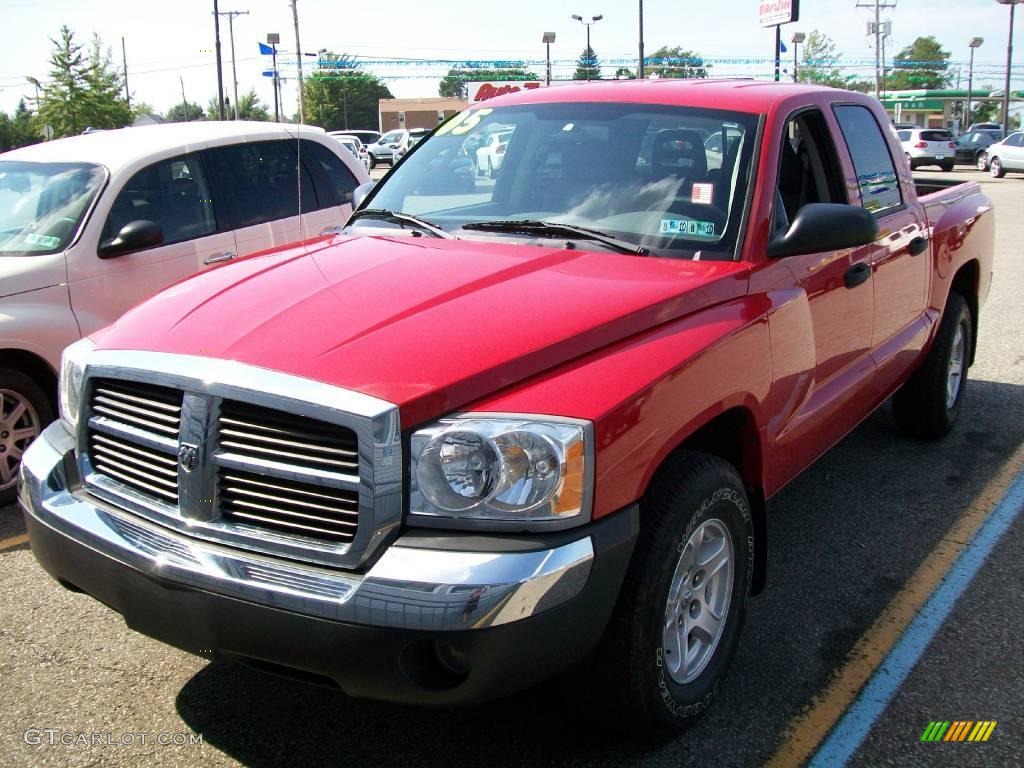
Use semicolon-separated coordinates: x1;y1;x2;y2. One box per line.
216;9;249;120
121;37;130;110
291;0;304;123
857;0;897;98
212;0;226;119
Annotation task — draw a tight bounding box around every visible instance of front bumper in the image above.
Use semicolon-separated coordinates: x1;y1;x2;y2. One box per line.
20;422;637;704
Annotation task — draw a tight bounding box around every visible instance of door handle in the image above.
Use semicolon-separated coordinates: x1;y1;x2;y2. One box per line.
320;226;345;236
844;262;872;289
203;251;235;265
907;236;929;256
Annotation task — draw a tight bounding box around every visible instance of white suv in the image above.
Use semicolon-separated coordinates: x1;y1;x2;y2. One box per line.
0;121;369;503
896;128;956;172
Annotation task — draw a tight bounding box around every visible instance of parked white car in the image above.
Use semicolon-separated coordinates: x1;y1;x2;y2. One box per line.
330;132;372;172
0;121;369;503
980;131;1024;178
895;128;956;171
475;130;513;177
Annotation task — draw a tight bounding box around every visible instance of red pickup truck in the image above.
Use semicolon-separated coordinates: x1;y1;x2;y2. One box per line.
20;81;993;736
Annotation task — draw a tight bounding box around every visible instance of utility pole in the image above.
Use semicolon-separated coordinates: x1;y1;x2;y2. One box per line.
121;37;130;110
267;33;281;122
216;9;249;120
179;74;187;106
857;0;897;98
638;0;645;79
212;0;226;119
997;0;1022;136
291;0;304;123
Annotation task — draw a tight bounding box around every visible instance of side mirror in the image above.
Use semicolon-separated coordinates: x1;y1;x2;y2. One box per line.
352;181;375;210
98;220;164;259
767;203;878;260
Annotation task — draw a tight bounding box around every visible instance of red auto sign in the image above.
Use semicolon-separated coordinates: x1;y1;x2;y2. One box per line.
469;82;543;102
759;0;799;27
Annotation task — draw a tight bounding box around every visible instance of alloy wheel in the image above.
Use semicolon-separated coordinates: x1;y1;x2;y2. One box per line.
0;388;41;491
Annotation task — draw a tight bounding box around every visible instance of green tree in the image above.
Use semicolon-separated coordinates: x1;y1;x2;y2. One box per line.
438;67;539;98
166;101;204;122
130;101;157;119
797;31;847;88
303;71;393;130
206;88;269;121
886;36;951;90
614;67;636;79
573;46;601;81
645;46;708;79
36;26;131;137
11;99;40;147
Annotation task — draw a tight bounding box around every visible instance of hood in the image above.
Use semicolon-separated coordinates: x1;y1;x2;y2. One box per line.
94;236;749;426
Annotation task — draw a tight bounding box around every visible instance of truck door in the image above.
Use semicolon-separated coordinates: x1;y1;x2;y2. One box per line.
832;104;930;394
760;108;876;488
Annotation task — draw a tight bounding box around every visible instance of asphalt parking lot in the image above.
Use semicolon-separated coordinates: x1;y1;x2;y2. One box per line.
1;167;1021;768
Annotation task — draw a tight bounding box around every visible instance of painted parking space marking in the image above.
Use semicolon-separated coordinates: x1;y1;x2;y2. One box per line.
767;442;1024;767
0;533;29;551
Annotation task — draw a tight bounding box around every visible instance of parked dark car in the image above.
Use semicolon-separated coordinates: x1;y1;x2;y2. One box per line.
955;130;1001;165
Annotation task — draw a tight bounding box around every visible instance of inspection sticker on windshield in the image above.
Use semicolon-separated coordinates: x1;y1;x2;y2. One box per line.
24;233;61;248
659;219;715;238
691;183;714;205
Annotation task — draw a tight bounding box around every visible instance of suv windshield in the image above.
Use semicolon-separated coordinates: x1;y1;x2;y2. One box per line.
0;161;106;256
365;102;759;259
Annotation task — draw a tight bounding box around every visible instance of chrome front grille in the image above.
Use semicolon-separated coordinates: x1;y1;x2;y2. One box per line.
86;379;183;505
218;400;360;476
219;467;360;542
78;351;403;570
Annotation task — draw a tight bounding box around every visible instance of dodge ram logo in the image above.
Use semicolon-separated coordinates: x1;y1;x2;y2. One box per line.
178;442;199;472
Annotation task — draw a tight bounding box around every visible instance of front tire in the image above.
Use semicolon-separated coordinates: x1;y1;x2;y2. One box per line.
976;152;988;171
600;451;753;738
990;157;1005;178
893;292;972;440
0;368;53;506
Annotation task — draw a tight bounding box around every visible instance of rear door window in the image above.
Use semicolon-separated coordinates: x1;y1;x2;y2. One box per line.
300;140;358;206
833;105;903;216
921;130;951;142
103;154;216;246
206;140;317;227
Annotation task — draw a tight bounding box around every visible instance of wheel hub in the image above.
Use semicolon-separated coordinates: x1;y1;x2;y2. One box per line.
946;324;965;409
0;388;41;491
662;518;734;685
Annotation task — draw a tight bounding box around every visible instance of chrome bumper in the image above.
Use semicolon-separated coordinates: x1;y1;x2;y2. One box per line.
20;421;594;632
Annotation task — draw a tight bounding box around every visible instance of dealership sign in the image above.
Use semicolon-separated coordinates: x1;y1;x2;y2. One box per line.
467;81;582;102
759;0;799;27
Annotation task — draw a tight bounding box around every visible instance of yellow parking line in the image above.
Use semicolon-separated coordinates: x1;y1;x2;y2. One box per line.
766;442;1024;768
0;533;29;551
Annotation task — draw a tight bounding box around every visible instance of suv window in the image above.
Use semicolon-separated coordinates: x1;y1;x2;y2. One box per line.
1004;133;1024;147
896;130;911;142
833;105;903;216
206;140;317;227
300;140;358;206
103;154;216;247
921;130;951;142
380;131;404;144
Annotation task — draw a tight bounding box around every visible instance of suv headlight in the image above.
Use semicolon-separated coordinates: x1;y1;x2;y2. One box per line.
58;337;95;432
410;416;592;530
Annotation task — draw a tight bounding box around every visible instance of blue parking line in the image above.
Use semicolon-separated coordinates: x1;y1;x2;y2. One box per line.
808;467;1024;767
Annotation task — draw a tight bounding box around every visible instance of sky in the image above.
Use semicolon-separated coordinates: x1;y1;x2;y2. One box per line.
1;0;1021;121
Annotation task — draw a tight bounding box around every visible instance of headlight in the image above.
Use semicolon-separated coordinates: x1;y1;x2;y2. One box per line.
58;337;95;432
410;416;591;529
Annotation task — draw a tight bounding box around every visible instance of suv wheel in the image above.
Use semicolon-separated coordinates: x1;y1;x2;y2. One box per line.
0;368;53;506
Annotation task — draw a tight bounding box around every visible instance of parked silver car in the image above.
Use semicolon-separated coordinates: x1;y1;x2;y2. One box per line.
978;131;1024;177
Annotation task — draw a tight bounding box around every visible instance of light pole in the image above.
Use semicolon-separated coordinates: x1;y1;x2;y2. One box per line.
791;32;805;83
571;14;603;82
212;0;225;120
997;0;1022;135
267;32;280;122
638;0;645;79
542;32;556;86
967;37;984;129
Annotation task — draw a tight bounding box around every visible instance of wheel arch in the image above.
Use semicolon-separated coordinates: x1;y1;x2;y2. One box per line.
0;348;59;410
645;406;768;595
950;259;980;367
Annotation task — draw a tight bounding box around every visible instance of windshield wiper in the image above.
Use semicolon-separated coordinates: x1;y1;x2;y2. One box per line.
460;220;648;256
347;208;454;239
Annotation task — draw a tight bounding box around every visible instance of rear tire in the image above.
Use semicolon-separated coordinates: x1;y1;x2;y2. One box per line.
905;153;914;171
893;292;971;440
940;161;954;173
368;155;377;170
0;368;53;506
990;157;1005;178
597;451;753;739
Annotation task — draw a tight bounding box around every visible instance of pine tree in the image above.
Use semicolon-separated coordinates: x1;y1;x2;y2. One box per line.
81;35;132;129
573;46;601;81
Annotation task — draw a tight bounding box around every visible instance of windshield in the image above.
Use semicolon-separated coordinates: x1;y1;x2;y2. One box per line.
0;161;106;256
365;102;759;259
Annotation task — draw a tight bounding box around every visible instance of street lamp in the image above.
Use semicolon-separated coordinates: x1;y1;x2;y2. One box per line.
966;37;984;130
542;32;556;86
571;13;603;82
996;0;1023;135
791;32;806;83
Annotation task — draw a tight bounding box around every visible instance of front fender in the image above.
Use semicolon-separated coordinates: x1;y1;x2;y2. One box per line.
0;284;81;372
